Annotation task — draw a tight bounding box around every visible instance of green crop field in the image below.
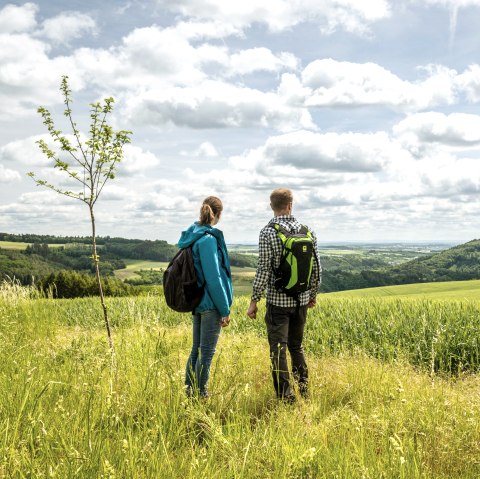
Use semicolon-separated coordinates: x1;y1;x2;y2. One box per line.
329;279;480;299
1;279;479;478
0;241;64;250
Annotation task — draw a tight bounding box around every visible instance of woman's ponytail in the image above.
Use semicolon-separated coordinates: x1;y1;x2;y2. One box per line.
199;196;223;225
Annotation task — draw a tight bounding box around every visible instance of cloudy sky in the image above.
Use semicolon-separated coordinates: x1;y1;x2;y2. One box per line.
1;0;480;244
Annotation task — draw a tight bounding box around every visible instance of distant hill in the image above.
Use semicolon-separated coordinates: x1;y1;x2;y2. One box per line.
3;232;480;292
364;239;480;284
322;239;480;292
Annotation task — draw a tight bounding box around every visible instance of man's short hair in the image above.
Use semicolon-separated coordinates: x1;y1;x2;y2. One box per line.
270;188;293;211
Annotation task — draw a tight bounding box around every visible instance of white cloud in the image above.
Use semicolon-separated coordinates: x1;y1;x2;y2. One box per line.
195;142;219;157
155;0;390;34
0;164;21;183
172;19;242;40
0;196;84;226
394;112;480;148
0;136;50;166
0;33;82;117
125;81;314;131
71;23;236;92
18;190;68;205
302;191;357;208
120;144;160;175
119;26;207;84
0;3;37;33
261;130;401;172
300;59;457;111
100;185;133;201
133;192;192;212
417;157;480;198
455;64;480;102
227;48;298;76
38;11;97;45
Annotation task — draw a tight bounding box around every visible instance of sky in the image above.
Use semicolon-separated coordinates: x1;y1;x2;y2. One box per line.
1;0;480;244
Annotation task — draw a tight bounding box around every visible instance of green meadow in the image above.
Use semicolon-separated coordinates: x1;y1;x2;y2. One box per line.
1;280;480;478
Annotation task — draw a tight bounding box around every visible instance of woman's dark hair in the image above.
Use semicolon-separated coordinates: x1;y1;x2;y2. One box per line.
199;196;223;225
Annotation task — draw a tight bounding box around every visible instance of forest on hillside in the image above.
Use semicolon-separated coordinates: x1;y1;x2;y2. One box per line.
0;233;257;291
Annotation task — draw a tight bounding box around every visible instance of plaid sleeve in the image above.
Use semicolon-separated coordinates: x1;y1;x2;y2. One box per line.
251;227;273;302
309;230;322;298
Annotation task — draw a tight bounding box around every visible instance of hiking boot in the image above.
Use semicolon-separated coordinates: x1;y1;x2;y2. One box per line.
281;394;296;404
299;384;309;399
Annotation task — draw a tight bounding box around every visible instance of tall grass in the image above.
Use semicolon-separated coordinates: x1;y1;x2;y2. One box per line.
1;290;479;477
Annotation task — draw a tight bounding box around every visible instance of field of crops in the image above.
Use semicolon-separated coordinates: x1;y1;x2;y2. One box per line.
1;281;479;477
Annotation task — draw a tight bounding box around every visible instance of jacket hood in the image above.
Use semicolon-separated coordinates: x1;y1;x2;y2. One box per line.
178;222;225;248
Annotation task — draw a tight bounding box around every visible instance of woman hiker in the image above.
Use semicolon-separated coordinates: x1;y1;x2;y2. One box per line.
177;196;233;398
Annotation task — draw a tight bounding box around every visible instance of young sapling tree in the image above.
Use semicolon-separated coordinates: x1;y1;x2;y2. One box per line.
29;76;132;352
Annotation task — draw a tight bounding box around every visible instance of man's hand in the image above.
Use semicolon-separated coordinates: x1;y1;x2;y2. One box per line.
247;300;258;319
221;316;231;327
307;297;316;309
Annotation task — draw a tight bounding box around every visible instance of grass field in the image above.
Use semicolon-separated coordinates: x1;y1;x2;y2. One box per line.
329;279;480;300
114;260;169;281
1;280;480;478
230;266;256;296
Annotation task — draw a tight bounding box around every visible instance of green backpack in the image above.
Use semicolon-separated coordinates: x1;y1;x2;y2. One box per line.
271;223;315;297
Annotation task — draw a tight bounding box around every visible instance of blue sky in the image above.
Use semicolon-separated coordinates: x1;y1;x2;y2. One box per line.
1;0;480;244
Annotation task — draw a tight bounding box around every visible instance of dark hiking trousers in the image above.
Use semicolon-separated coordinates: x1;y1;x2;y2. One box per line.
265;303;308;398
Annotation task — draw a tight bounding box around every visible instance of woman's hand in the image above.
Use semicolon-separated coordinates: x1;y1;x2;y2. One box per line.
221;316;231;327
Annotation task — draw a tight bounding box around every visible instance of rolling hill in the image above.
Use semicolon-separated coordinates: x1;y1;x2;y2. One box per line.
321;239;480;292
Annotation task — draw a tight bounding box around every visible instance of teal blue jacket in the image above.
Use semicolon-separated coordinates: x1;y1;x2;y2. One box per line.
177;222;233;317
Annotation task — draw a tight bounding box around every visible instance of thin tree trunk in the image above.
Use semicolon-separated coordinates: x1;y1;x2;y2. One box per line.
89;205;114;352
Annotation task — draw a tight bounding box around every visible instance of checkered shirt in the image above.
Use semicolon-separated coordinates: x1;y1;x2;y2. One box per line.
251;215;322;307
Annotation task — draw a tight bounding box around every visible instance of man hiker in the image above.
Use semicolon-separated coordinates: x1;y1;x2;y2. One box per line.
247;188;321;401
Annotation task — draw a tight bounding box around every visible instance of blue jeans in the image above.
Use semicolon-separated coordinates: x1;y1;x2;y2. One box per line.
185;309;222;397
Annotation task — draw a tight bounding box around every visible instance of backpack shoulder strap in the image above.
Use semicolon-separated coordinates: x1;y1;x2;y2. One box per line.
298;224;314;239
270;222;290;240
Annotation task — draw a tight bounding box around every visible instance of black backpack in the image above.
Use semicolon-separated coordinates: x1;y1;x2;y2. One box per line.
163;246;204;313
271;223;315;297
